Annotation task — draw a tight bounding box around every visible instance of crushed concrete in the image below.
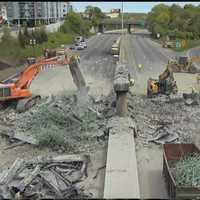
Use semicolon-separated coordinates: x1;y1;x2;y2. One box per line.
0;91;117;153
127;91;200;147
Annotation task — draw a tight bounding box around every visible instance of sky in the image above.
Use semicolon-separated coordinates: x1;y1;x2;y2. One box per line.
71;1;200;13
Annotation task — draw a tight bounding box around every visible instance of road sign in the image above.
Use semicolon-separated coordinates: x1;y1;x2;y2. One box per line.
181;40;187;48
176;41;181;48
140;20;145;28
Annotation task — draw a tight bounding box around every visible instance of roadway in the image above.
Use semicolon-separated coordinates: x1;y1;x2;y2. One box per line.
124;29;200;199
126;29;178;95
31;33;118;98
0;33;119;199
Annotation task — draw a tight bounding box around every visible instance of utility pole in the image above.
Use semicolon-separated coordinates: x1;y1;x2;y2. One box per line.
121;1;124;35
34;2;37;27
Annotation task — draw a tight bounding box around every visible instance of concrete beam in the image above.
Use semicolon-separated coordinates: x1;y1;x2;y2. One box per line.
113;64;129;117
103;117;140;198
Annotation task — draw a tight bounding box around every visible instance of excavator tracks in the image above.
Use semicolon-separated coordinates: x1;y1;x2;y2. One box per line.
16;95;41;113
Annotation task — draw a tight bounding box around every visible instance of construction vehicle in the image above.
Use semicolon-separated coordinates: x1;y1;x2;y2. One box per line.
162;40;175;48
163;143;200;199
0;54;72;113
0;45;86;113
168;56;198;74
147;66;178;98
147;63;199;105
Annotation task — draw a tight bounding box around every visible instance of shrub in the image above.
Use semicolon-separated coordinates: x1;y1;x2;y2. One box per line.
1;27;12;42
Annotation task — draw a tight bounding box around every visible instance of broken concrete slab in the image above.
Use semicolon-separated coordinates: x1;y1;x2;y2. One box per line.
113;64;129;92
104;116;140;198
0;154;91;199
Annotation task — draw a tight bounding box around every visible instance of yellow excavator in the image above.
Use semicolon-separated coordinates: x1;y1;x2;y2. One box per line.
147;66;178;98
147;64;199;105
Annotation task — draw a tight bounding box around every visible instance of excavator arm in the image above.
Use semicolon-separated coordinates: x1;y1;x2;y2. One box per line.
15;56;69;89
0;56;70;101
0;52;87;112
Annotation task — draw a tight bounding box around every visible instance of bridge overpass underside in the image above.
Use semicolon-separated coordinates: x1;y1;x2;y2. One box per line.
98;22;142;33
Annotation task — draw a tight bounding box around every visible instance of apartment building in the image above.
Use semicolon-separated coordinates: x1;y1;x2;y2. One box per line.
0;2;7;23
6;2;71;26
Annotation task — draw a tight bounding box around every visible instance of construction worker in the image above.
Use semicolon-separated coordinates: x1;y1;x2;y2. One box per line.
129;78;135;87
138;64;143;71
128;73;135;87
76;55;80;63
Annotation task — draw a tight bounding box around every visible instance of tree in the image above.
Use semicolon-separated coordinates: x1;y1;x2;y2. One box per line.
60;11;92;36
147;3;200;40
1;27;12;42
39;26;48;42
18;28;26;48
85;6;105;26
23;25;30;45
23;25;29;38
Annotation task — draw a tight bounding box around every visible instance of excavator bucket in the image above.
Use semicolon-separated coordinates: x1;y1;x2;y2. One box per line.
147;78;159;98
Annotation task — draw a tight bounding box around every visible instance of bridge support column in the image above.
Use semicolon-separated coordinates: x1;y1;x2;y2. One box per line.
127;24;131;34
98;24;104;33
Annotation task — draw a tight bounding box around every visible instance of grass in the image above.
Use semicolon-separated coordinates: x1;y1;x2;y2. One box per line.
152;37;200;52
0;31;74;67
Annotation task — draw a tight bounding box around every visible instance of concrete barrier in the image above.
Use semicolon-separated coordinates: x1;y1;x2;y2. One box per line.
103;34;140;198
103;117;140;198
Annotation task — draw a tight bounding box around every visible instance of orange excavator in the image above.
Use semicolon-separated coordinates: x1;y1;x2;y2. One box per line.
0;55;70;112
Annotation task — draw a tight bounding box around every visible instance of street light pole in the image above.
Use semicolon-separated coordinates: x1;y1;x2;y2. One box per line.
121;1;124;34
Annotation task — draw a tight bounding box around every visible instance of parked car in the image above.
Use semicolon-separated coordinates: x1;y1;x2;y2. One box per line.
75;43;84;50
69;46;75;50
75;36;84;43
80;41;87;48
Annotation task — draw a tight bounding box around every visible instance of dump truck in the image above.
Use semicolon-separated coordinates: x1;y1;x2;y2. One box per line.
163;143;200;199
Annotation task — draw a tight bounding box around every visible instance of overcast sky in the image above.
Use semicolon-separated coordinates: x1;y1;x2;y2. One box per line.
71;1;200;13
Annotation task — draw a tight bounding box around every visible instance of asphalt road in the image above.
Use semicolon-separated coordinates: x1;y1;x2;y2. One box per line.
126;30;179;95
188;46;200;69
120;30;177;198
80;33;119;80
31;33;119;99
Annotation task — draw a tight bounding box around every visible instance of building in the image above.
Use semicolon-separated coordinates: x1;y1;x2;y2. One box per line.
6;2;71;26
105;9;120;18
0;2;7;24
61;2;72;18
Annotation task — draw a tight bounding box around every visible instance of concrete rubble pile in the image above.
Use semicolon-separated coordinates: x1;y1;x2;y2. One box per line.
173;152;200;187
127;92;200;145
0;92;116;152
0;154;91;199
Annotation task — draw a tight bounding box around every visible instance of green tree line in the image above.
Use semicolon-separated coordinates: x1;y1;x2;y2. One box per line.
147;3;200;40
0;11;95;65
18;26;48;48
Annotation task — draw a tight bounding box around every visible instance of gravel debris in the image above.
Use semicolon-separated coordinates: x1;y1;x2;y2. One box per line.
127;91;200;146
